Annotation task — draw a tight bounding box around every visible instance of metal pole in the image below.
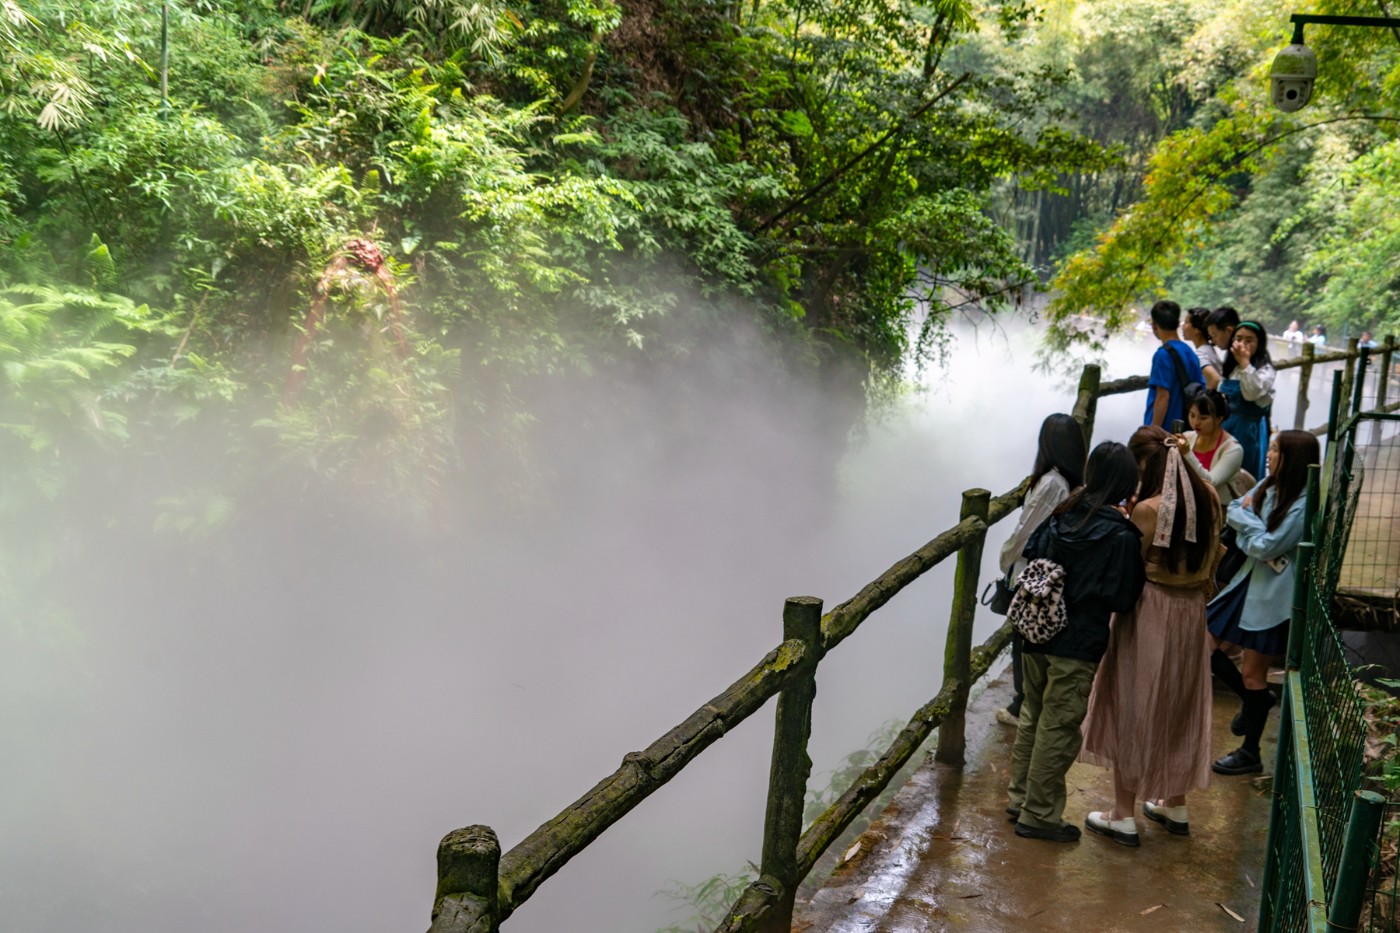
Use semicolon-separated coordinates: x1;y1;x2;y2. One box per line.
1326;790;1386;933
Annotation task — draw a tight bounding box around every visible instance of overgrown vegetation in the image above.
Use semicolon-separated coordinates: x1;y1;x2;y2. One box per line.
1031;0;1400;344
1;0;1124;633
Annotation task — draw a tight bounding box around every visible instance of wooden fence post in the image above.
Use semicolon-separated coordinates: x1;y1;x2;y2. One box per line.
1294;342;1315;430
1072;364;1101;448
1377;335;1396;411
756;596;823;933
935;488;991;767
430;826;500;933
1339;336;1360;420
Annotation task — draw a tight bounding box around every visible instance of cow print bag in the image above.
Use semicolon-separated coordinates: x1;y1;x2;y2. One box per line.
1007;557;1069;645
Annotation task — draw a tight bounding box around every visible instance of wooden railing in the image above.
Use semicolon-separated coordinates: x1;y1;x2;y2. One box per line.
426;331;1396;933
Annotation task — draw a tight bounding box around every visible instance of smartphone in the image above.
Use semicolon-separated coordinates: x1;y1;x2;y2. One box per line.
1266;555;1290;574
1171;419;1186;434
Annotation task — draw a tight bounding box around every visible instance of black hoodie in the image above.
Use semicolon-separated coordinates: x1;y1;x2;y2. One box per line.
1021;501;1146;663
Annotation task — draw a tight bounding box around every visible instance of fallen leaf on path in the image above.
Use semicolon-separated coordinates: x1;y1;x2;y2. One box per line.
841;842;861;864
1218;903;1246;922
1140;904;1165;915
1246;873;1255;888
957;892;984;899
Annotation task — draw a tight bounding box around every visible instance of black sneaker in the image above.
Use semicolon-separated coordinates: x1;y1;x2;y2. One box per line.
1015;821;1081;843
1006;806;1021;823
1213;747;1263;775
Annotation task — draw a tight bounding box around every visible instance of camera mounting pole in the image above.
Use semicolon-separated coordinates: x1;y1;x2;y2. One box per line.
1287;13;1400;45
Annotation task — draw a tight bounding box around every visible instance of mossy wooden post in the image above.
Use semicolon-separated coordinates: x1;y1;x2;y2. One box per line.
1338;336;1360;421
1377;335;1396;410
1294;342;1315;429
935;488;991;767
430;826;499;933
1072;364;1101;447
757;596;823;932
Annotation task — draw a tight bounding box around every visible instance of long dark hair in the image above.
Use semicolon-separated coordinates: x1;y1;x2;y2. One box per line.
1255;430;1320;532
1222;320;1273;378
1129;425;1218;573
1031;413;1087;491
1056;441;1139;529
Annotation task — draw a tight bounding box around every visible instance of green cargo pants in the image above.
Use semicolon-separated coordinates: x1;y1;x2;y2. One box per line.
1007;651;1097;830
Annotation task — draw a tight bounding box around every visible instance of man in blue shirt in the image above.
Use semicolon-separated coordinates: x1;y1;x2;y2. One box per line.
1143;299;1205;427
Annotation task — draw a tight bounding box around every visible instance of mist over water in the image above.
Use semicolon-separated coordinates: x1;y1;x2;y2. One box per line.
1;315;1334;933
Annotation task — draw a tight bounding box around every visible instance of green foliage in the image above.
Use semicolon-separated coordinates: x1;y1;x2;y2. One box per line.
1297;139;1400;336
655;868;757;933
0;0;1120;601
1039;0;1400;343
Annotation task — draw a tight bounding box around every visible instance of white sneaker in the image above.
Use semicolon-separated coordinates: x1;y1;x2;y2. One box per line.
1085;810;1140;847
1142;801;1189;835
995;709;1020;727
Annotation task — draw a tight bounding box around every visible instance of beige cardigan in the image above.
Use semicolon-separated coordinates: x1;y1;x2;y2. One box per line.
1182;430;1247;506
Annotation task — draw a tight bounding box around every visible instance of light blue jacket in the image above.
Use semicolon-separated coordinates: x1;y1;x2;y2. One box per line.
1214;483;1307;631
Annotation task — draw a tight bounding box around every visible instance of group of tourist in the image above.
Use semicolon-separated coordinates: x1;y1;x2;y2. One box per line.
997;300;1320;846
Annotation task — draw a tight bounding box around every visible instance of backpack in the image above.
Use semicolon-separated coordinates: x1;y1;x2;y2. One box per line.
1166;343;1205;410
1007;556;1069;644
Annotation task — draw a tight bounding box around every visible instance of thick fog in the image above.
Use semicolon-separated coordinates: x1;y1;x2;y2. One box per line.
1;316;1335;933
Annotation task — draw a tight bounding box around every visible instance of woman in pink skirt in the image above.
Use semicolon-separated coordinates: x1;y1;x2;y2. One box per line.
1078;425;1222;846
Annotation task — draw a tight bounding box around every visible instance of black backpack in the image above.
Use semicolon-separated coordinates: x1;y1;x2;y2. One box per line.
1166;343;1205;409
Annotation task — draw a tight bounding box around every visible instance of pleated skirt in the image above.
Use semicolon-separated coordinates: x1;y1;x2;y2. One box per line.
1080;581;1214;800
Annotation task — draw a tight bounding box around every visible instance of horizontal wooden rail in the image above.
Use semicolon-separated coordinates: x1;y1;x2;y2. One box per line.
495;637;814;919
716;622;1015;931
820;517;986;652
1097;373;1148;397
1095;343;1372;399
795;621;1013;876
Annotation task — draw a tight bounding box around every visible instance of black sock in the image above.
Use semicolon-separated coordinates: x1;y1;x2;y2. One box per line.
1240;688;1274;754
1211;650;1247;700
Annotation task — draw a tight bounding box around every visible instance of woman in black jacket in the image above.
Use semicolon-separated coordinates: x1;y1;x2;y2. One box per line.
1008;441;1148;843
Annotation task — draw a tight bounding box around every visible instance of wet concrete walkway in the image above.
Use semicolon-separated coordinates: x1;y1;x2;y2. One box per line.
795;667;1275;933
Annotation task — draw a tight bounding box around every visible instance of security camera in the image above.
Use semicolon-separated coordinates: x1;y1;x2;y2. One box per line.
1270;42;1316;112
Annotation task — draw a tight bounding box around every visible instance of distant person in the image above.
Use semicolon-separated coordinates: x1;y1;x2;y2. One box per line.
1183;307;1222;390
1175;390;1244;505
1282;320;1305;346
1079;426;1221;846
1008;442;1146;844
1308;324;1327;347
1219;321;1275;480
996;414;1087;728
1207;431;1320;776
1207;306;1240;363
1359;331;1379;350
1143;300;1205;428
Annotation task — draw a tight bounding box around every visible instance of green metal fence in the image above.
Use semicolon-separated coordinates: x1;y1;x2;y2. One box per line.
1260;351;1398;933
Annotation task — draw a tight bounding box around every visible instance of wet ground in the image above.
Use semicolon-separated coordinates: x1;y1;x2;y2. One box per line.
795;668;1274;932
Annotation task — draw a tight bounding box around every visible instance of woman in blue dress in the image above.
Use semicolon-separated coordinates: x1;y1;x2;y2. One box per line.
1206;430;1320;775
1219;321;1275;480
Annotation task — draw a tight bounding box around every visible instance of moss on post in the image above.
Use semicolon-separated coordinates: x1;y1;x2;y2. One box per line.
1294;342;1315;430
935;488;990;767
430;826;499;933
1073;364;1101;447
756;596;823;933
